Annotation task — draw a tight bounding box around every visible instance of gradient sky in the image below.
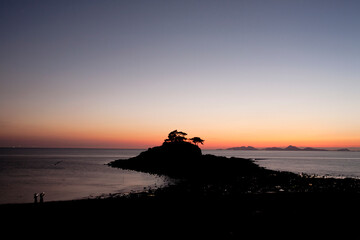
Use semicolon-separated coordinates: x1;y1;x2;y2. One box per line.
1;0;360;148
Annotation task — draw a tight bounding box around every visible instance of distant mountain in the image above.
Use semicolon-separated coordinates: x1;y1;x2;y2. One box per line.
284;145;301;151
303;147;328;151
336;148;350;152
227;146;258;150
227;145;350;151
264;145;329;151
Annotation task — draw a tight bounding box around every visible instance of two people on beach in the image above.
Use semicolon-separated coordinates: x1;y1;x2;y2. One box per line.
34;192;45;204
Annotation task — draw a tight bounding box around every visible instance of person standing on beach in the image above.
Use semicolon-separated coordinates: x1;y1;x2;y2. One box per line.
39;192;45;203
34;193;39;204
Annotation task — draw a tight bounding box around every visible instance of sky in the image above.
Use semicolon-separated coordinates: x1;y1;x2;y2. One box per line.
1;0;360;149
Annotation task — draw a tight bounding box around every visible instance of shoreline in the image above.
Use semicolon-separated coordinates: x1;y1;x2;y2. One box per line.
3;154;360;204
2;151;360;236
2;183;360;237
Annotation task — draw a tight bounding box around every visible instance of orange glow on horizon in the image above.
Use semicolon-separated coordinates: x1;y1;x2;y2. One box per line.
1;119;359;149
1;129;359;149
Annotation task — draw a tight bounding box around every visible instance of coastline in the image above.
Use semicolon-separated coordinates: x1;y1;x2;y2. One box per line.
3;149;360;237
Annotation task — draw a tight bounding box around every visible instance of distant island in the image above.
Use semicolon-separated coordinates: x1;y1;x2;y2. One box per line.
225;145;351;151
227;146;258;150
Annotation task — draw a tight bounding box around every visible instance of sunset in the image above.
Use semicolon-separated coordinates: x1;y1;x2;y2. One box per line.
1;1;359;149
2;1;360;236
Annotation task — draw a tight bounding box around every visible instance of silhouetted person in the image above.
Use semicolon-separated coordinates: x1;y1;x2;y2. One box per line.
34;193;39;204
39;192;45;203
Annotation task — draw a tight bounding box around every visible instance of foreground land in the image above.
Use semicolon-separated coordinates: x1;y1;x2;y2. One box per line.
2;142;360;237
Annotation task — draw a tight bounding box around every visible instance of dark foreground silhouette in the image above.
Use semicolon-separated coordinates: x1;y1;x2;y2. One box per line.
2;133;360;237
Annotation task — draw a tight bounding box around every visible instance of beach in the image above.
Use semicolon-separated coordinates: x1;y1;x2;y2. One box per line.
2;189;360;237
2;144;360;237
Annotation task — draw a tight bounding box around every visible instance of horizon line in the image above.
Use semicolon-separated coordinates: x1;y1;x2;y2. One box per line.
1;145;359;150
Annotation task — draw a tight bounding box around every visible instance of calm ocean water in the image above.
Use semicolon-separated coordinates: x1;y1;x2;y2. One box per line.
204;150;360;178
1;148;360;204
0;148;166;204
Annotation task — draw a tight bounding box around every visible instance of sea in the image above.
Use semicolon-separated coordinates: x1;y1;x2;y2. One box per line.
1;148;360;204
0;148;163;204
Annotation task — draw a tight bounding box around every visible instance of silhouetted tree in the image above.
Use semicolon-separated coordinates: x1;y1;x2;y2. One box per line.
164;130;188;143
189;137;204;146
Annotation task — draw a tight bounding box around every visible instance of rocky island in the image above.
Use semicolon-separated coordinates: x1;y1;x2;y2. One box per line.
109;131;360;195
106;131;360;235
